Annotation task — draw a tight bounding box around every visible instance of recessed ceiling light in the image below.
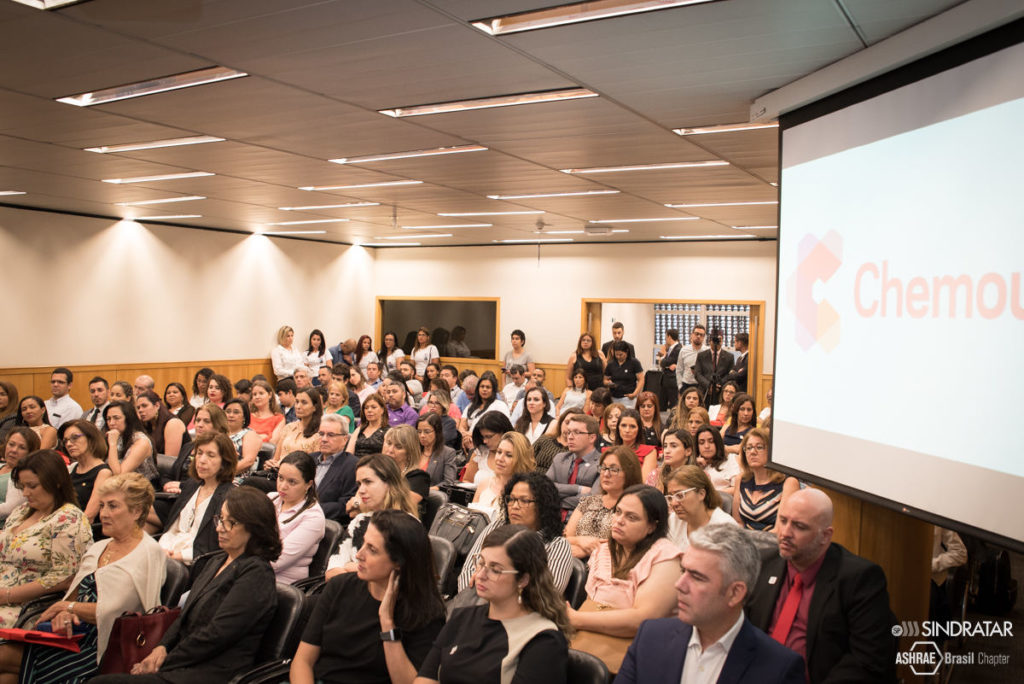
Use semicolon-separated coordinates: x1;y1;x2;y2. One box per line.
135;215;202;221
379;233;452;240
498;238;574;243
116;196;205;206
330;145;486;164
401;224;492;230
102;171;214;184
611;229;630;233
84;136;225;154
263;219;349;226
665;200;778;208
472;0;719;35
57;66;247;107
486;190;620;200
561;160;728;174
299;180;422;191
591;217;698;223
438;211;545;217
770;182;779;187
361;242;422;247
660;234;754;240
546;230;585;235
673;122;778;136
261;230;328;236
733;225;778;230
0;191;26;196
379;88;597;118
279;202;380;211
10;0;88;8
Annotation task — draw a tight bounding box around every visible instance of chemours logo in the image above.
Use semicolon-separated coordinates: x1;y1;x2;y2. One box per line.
786;231;842;352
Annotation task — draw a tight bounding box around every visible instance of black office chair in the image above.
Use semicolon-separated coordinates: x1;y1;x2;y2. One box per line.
564;557;589;610
429;535;457;592
424;489;448;530
155;454;178;481
256;442;276;470
304;519;343;580
161;557;191;607
227;583;306;684
12;591;64;629
232;659;292;684
568;648;611;684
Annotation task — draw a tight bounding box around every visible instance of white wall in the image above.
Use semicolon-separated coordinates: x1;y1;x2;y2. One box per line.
0;207;374;367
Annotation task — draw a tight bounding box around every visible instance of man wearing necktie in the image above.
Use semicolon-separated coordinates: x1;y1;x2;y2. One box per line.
694;329;734;407
85;376;110;430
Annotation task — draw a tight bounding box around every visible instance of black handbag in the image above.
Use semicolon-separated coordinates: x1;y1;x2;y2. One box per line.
428;503;489;558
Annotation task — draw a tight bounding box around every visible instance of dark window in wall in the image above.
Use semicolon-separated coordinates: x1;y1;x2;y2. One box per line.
378;298;498;359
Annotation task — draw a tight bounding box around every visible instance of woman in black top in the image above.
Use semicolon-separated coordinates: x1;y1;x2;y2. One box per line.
567;333;606;391
292;510;446;684
416;525;571;684
62;419;111;523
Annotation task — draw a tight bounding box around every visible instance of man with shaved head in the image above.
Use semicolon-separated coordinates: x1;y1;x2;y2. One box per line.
747;488;897;683
133;374;156;397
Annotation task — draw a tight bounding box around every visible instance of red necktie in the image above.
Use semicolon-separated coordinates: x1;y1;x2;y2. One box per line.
771;574;804;644
568;457;583;485
712;350;718;368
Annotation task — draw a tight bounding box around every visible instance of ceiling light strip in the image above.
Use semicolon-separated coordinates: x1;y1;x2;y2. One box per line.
674;122;778;135
84;136;225;154
561;160;728;174
660;234;755;240
279;202;380;210
361;242;422;247
487;190;620;199
0;191;26;196
57;66;247;107
498;238;573;243
299;180;422;191
401;224;492;230
330;145;486;164
590;217;697;223
379;88;597;118
472;0;717;35
102;171;214;184
665;200;778;208
261;230;328;236
264;219;349;226
135;215;202;221
116;196;205;206
733;225;778;230
379;233;452;240
438;211;544;217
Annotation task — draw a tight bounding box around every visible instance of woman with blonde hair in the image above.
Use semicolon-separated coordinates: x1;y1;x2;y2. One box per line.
271;325;306;380
323;380;356;434
731;427;798;531
382;425;430;512
471;431;534;518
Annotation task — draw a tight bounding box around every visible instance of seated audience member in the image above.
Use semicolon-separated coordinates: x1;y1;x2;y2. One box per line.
422;390;461;448
159;403;228;498
566;485;682;672
565;447;642;560
1;473;166;684
459;473;573;594
382;378;420;427
0;428;39;520
418;525;570;684
663;466;737;551
292;510;446;684
547;414;602;518
63;420;112;523
305;328;334;376
275;378;299;424
684;406;710;439
316;366;332;388
204;373;233;407
90;486;281;683
603;341;644;409
502;364;528;405
352;334;378;375
188;368;213;409
398;359;417;382
556;368;590;416
293;367;314;392
635;392;662;448
306;413;358;523
266;387;322;468
645;428;693;489
416;414;458;488
15;396;57;451
0;451;93;628
598;403;622;449
346;392;389;458
269;451;325;584
585;386;613;422
159;433;236;564
454;372;476;414
567;333;606;391
103;401;158;484
459;371;509;437
377;332;402;373
731;428;798;531
514;386;554;445
930;526;968;623
410;327;441;380
667;386;701;433
136;391;188;459
509;368;555;421
471;432;535;518
108;382;133;405
326;454;418;579
83;377;110;431
233;379;252;404
0;382;19;438
613;409;657;482
271;324;306;380
695;424;738;493
460;413;513;485
348;366;375;407
162;382;194;428
531;409;576;475
382;425;430;513
365;360;384;390
721;392;756;456
323;380;356;433
708;380;737;427
747;488;898;684
615;524;805;684
248;379;284;443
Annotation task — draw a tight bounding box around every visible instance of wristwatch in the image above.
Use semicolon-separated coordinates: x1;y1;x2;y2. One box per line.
379;628;403;642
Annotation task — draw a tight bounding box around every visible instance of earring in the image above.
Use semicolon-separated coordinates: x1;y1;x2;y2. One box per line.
517;587;523;605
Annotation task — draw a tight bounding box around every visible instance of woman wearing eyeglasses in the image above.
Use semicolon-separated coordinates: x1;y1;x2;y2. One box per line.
663;465;737;551
564;447;642;560
416;414;458;489
63;420;112;524
416;525;571;684
470;432;534;519
731;427;798;532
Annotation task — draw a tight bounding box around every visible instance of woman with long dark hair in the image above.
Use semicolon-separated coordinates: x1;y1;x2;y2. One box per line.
267;387;322;468
514;386;554;445
566;332;606;391
416;414;458;488
694;424;737;492
409;327;440;380
353;334;378;376
189;368;213;409
459;371;508;436
347;392;389;457
305;328;334;375
103;401;158;484
162;382;194;427
0;427;39;519
379;331;406;374
135;391;187;459
269;451;325;583
0;382;18;438
15;397;56;451
721;392;756;456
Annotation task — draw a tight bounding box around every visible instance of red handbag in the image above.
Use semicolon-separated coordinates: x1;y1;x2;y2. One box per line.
98;606;181;674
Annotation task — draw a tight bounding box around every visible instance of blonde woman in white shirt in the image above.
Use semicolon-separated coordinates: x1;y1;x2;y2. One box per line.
271;325;306;381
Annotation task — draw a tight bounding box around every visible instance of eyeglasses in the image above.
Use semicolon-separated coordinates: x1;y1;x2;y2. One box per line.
565;430;592;437
599;466;622;474
665;487;696;504
744;444;767;453
318;431;344;439
63;433;85;442
506;496;536;508
213;515;238;531
472;555;518;578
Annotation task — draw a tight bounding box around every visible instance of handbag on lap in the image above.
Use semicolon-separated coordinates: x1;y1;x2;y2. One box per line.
98;606;181;674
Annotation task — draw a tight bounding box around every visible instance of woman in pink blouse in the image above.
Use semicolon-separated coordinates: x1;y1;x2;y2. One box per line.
268;451;325;584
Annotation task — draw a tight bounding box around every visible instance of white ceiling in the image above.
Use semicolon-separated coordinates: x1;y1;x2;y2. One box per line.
0;0;966;246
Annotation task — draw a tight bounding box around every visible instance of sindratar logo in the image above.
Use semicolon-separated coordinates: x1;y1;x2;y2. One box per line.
786;231;842;351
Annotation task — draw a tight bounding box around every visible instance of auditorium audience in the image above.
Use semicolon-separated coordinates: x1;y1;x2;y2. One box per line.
267;387;321;467
269;451;325;584
0;382;17;439
667;386;701;433
348;366;375;406
162;382;194;427
663;465;737;551
599;403;622;449
502;329;536;384
556;369;590;417
603;341;644;409
103;401;158;484
63;420;112;523
272;325;306;380
613;409;657;482
0;428;37;520
421;390;461;448
347;392;389;457
248;379;284;444
732;427;798;531
188;369;213;409
459;371;508;435
15;397;57;451
567;332;606;391
708;380;737;427
565;446;642;559
159;403;227;498
379;331;405;373
108;382;132;404
471;431;534;518
416;414;458;488
635;392;662;448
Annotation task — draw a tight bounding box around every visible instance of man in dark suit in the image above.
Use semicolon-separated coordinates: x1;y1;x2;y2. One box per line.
310;413;358;522
656;328;681;409
546;414;602;517
746;489;897;684
724;332;748;393
694;328;734;406
616;524;805;684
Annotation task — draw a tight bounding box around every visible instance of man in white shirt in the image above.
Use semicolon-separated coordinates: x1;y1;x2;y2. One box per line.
44;367;83;429
84;376;110;430
615;524;805;684
501;364;528;405
676;324;707;396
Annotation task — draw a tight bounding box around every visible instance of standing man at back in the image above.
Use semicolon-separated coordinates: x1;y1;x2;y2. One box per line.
676;324;706;398
656;328;682;410
45;367;82;429
601;322;636;360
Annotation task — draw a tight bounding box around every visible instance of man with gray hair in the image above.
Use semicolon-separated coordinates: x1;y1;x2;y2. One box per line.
309;412;358;523
616;524;804;684
133;374;156;397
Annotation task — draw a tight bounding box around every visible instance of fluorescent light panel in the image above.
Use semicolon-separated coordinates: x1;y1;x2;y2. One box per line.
330;145;486;164
361;242;421;247
261;230;328;236
665;200;778;208
401;224;492;230
674;121;778;136
379;234;452;240
498;238;573;243
591;217;697;223
57;66;247;107
299;180;422;191
379;88;596;118
102;171;213;184
84;136;224;154
264;219;348;226
279;202;379;211
10;0;86;8
116;196;205;206
472;0;718;35
733;225;778;230
438;211;544;217
660;234;753;240
0;191;26;196
135;215;202;221
561;160;728;174
546;230;584;235
487;190;619;200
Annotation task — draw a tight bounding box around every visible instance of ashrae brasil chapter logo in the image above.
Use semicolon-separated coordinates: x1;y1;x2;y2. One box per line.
786;231;842;352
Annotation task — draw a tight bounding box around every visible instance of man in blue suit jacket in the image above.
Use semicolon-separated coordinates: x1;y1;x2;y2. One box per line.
311;414;358;523
615;524;804;684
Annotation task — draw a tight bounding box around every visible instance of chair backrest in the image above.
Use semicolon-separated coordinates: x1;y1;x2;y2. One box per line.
156;453;178;480
424;489;448;529
568;648;611;684
718;490;733;515
162;557;190;607
429;535;457;591
306;519;343;579
257;442;276;470
564;557;589;610
257;583;306;662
